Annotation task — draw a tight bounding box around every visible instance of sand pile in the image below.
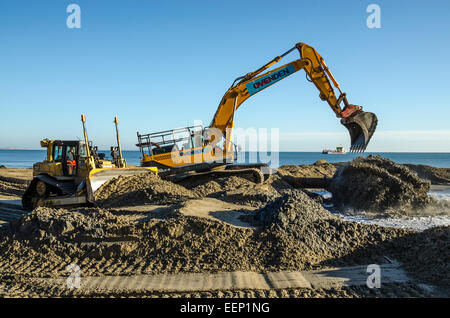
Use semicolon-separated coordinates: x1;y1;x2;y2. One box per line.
95;172;198;208
391;226;449;287
264;160;336;192
251;190;410;269
404;164;450;185
276;161;337;179
180;175;280;207
0;206;263;277
0;191;448;293
2;207;140;263
255;190;333;227
0;193;399;277
253;191;449;285
328;156;432;214
9;207;129;242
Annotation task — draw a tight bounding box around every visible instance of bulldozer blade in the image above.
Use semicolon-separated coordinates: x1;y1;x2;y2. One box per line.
341;111;378;153
85;168;156;203
88;168;152;194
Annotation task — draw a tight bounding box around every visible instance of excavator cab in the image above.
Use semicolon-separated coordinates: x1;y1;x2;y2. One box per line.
136;125;236;176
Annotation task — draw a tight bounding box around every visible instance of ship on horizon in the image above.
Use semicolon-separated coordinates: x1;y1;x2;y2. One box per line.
322;146;346;154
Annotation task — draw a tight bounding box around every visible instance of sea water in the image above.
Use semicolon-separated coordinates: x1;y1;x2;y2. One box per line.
1;150;449;169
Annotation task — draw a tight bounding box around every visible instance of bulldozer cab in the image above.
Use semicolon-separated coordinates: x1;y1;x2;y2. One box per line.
52;141;80;177
36;139;93;178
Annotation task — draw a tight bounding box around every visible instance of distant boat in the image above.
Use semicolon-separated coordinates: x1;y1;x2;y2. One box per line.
322;146;346;154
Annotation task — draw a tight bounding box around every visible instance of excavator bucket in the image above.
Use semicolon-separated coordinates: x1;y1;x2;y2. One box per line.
341;111;378;153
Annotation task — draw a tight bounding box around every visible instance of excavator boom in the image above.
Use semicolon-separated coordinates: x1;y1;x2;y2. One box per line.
136;41;379;183
210;42;378;152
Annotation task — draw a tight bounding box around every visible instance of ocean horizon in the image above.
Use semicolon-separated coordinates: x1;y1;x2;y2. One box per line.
1;150;449;169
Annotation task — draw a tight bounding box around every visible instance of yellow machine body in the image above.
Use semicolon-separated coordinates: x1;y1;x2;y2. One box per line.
23;117;157;210
138;42;378;177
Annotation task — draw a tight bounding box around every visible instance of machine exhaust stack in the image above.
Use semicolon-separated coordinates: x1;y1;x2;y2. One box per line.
81;114;91;158
114;117;126;168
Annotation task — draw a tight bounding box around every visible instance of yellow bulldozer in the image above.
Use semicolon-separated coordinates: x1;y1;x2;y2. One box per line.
22;115;157;209
136;42;378;181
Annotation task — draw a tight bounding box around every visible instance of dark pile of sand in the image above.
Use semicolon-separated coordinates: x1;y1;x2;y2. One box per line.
252;190;450;286
0;190;448;292
255;190;333;227
328;156;432;214
0;192;404;277
0;206;261;277
404;164;450;185
276;161;337;179
264;160;336;192
180;175;280;207
251;190;408;269
0;162;448;295
94;172;198;208
390;226;449;287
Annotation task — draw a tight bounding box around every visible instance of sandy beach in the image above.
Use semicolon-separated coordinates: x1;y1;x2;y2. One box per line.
0;158;449;298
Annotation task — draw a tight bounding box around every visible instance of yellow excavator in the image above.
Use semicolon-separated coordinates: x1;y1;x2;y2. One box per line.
22;115;157;209
136;42;378;181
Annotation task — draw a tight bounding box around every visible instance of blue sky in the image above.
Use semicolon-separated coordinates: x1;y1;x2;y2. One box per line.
0;0;449;151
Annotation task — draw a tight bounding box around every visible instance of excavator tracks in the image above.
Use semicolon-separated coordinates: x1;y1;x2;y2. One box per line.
213;167;265;184
169;165;270;184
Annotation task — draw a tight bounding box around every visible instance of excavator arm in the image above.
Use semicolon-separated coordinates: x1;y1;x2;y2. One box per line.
210;42;378;153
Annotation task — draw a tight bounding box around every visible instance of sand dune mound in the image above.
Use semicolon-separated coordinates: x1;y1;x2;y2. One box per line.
329;156;432;214
181;175;280;207
404;164;450;185
276;161;337;179
393;226;449;286
255;190;333;228
95;172;198;208
250;190;407;269
0;206;262;276
0;192;448;290
0;162;448;295
8;207;129;242
0;193;403;277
